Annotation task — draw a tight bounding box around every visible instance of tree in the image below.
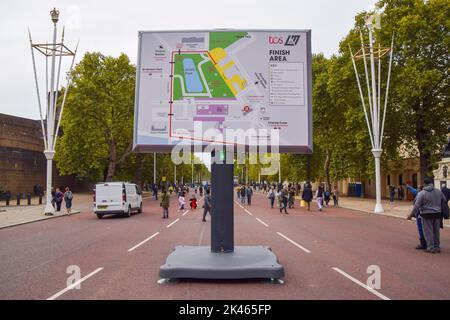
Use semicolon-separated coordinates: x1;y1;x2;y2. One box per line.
55;52;136;182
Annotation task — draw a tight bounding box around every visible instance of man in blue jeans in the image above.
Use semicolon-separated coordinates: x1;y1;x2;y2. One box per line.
404;183;426;249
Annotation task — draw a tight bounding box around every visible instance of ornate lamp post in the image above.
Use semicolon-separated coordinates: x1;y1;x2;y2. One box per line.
349;13;394;213
29;8;78;215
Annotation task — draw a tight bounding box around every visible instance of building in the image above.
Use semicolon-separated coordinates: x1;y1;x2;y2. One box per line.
0;113;88;197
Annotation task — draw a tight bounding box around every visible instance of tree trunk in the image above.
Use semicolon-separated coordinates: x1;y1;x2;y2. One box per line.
415;102;430;184
323;149;332;191
106;138;117;182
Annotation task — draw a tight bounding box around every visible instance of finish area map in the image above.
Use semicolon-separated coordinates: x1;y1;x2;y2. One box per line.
134;30;312;152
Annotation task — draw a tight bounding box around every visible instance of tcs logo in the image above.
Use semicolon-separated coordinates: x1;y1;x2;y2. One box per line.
269;36;284;45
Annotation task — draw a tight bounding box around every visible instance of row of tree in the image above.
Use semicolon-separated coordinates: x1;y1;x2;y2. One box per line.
254;0;449;188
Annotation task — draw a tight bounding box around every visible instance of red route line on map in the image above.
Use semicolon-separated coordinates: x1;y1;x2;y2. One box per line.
169;50;228;144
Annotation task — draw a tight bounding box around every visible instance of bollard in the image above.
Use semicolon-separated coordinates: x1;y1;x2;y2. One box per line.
39;194;42;205
6;196;10;206
16;194;21;206
27;193;32;205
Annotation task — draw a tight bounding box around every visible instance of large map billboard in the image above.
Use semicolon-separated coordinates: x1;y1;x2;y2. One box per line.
133;30;312;153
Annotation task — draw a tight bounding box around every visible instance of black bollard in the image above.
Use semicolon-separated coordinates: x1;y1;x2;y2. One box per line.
39;194;42;205
27;193;32;205
16;194;21;206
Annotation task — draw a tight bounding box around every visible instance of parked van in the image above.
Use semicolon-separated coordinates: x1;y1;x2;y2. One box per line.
94;182;143;219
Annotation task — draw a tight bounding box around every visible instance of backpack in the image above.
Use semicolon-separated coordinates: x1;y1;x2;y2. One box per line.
66;191;73;200
442;197;450;220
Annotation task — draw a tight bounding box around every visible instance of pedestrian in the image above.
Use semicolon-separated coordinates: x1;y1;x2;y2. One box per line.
202;189;211;222
324;189;331;207
236;185;241;200
178;192;186;211
407;177;446;253
280;187;288;214
54;187;63;212
189;193;197;209
160;189;170;219
199;186;203;197
316;185;325;211
405;183;426;249
64;187;73;215
389;186;395;204
51;187;56;209
240;186;246;205
332;186;339;207
302;182;313;211
267;186;276;209
246;185;253;205
288;188;295;209
442;185;450;203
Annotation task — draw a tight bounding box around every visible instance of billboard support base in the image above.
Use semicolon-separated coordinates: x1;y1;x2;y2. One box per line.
159;245;284;280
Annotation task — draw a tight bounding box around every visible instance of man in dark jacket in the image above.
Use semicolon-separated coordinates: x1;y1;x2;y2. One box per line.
302;182;313;211
408;177;446;253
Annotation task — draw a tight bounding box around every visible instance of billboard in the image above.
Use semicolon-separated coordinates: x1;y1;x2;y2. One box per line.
133;30;312;153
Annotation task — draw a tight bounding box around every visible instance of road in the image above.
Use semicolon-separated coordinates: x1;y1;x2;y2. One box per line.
0;191;449;300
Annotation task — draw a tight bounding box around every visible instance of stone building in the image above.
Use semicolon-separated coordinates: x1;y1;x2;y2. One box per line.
0;113;88;196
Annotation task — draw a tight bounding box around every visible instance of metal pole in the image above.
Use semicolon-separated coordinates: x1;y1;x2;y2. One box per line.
191;154;194;185
153;152;156;184
278;154;281;184
368;27;383;214
174;164;177;185
43;19;58;215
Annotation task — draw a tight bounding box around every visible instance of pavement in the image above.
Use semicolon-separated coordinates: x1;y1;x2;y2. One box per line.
0;189;449;300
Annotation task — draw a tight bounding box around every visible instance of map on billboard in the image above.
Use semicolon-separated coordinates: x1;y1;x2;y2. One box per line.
134;30;312;153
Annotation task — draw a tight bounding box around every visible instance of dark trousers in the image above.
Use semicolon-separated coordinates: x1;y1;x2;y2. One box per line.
56;201;62;211
270;197;275;208
416;216;426;244
280;199;288;213
247;195;251;205
333;196;338;206
421;217;440;250
203;207;210;221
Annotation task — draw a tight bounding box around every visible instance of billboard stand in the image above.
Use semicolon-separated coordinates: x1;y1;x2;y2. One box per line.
159;151;285;281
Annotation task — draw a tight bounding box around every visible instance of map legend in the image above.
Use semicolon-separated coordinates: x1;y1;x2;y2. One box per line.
269;62;304;106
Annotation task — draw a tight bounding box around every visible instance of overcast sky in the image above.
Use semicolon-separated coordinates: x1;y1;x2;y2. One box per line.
0;0;377;120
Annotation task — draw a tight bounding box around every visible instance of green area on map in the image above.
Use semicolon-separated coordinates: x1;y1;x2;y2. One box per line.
172;53;234;101
209;31;248;50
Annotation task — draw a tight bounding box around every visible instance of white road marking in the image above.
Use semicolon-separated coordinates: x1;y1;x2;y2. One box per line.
255;217;269;227
47;267;104;300
128;232;160;252
244;209;253;216
276;232;311;253
182;210;190;216
166;218;180;228
332;267;391;300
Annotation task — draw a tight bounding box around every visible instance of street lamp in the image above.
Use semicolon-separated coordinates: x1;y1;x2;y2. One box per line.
29;8;79;215
349;13;394;213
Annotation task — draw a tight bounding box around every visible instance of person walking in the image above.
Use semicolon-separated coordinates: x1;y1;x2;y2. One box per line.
267;186;276;209
279;187;288;214
160;189;170;219
302;182;313;211
288;188;295;209
64;187;73;215
54;188;64;212
178;192;186;211
246;185;253;205
316;185;324;211
236;185;241;200
407;177;446;253
240;186;246;205
324;189;331;207
332;186;339;207
442;185;450;203
389;186;395;204
405;183;426;249
202;189;211;222
51;187;56;210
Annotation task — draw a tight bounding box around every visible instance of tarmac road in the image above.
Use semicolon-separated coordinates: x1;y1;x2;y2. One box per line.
0;190;449;300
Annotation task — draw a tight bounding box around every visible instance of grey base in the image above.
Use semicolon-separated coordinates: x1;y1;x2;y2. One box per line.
159;245;285;280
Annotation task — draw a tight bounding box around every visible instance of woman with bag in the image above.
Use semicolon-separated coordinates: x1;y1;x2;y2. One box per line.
64;187;73;215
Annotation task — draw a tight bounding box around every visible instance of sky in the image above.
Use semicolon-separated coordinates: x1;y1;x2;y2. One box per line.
0;0;377;169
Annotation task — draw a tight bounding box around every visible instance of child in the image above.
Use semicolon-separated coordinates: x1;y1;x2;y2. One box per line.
190;194;197;209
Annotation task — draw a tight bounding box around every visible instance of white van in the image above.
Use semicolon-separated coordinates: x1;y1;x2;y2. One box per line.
94;182;143;219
